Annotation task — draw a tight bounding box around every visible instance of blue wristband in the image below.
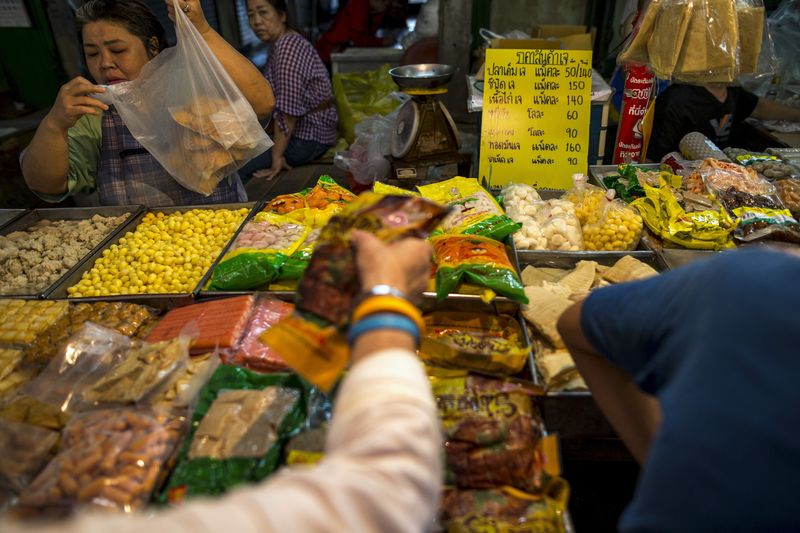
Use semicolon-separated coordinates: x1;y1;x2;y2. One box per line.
348;312;420;347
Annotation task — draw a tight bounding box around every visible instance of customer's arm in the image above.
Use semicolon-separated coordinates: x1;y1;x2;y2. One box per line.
751;98;800;122
167;0;275;119
256;115;296;180
558;301;661;464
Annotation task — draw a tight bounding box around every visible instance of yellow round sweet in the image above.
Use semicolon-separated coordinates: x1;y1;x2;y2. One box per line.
68;207;249;297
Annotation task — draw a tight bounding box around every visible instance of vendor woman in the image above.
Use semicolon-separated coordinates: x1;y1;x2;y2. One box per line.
242;0;337;181
21;0;275;207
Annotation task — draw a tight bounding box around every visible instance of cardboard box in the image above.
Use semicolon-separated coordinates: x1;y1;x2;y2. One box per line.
531;24;596;51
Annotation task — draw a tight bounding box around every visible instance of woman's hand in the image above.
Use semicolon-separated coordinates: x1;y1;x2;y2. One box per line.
350;230;433;301
253;156;292;180
165;0;211;35
45;76;108;131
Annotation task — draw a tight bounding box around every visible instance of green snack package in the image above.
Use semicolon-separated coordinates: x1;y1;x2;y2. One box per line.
157;366;307;504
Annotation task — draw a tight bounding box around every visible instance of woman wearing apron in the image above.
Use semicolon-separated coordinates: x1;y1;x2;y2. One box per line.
22;0;275;206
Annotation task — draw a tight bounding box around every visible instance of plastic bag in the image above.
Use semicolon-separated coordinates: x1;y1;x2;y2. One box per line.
563;175;643;251
152;352;220;411
332;65;405;144
507;197;584;252
419;312;529;376
158;366;306;503
334;113;394;185
17;408;184;516
261;193;449;391
775;178;800;218
0;323;132;428
94;0;272;195
419;177;521;241
373;182;420;196
438;486;569;533
430;372;547;492
0;420;59;510
225;298;294;373
208;212;310;291
146;295;255;354
431;235;528;303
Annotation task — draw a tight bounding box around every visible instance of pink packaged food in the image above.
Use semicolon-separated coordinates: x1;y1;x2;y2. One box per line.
224;298;294;372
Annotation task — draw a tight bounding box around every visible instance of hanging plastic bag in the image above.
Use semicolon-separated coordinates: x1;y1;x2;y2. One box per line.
94;0;272;195
333;113;395;185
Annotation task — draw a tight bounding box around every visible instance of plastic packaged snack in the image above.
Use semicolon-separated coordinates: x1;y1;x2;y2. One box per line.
501;184;583;251
264;191;309;214
17;408;184;516
431;372;547;492
81;337;189;405
305;175;358;211
158;366;306;503
146;295;254;353
0;348;27;399
420;312;529;376
419;177;521;241
208;212;310;291
499;183;542;219
0;324;132;429
775;179;800;218
564;175;643;251
152;353;219;410
0;420;59;510
225;298;294;372
261;193;449;391
95;0;272;196
372;182;420;196
431;235;527;303
438;487;568;533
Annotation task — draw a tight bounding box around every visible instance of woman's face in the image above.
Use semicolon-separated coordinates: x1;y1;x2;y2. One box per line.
247;0;287;43
82;20;152;85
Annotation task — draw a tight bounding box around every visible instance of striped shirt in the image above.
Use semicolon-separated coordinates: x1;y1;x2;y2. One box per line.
266;32;338;145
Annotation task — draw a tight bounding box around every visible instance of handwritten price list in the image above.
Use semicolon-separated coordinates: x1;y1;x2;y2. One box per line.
479;48;592;189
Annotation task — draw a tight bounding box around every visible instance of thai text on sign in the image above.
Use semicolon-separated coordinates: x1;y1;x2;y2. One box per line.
479;48;592;189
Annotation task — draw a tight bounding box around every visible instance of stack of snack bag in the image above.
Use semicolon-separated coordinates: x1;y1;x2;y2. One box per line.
618;0;766;83
208;177;356;291
261;193;449;391
417;177;527;303
429;368;568;532
563;174;644;251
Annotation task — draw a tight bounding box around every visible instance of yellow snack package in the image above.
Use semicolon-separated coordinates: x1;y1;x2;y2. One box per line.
372;182;420;196
419;176;520;241
420;311;529;376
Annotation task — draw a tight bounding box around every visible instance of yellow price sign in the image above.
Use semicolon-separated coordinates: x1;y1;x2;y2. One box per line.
479;48;592;189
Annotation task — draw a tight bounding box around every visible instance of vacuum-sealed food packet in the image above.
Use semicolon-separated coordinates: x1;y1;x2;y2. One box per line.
225;298;294;372
17;408;184;516
260;193;449;391
158;366;306;503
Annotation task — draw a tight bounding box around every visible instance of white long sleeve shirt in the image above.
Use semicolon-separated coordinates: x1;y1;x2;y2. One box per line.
4;349;442;533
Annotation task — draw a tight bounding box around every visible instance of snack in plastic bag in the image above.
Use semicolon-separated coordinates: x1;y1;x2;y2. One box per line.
632;179;736;249
419;177;520;241
420;312;529;375
501;184;584;251
0;420;59;510
152;353;219;411
432;235;528;303
617;0;660;66
499;183;542;218
159;366;306;503
17;408;184;516
564;175;642;251
0;348;27;399
146;295;254;353
208;212;310;291
81;338;189;405
0;323;132;429
672;0;739;83
373;181;420;196
97;1;272;196
305;175;357;211
438;486;568;533
431;372;546;492
225;298;294;372
264;191;308;214
775;179;800;218
260;193;449;391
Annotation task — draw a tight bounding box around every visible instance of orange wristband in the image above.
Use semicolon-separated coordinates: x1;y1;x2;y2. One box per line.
351;295;425;333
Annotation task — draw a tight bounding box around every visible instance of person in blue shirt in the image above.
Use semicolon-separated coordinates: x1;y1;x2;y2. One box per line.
557;248;800;532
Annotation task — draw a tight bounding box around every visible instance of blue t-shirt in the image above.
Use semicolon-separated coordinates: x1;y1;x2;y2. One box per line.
581;249;800;532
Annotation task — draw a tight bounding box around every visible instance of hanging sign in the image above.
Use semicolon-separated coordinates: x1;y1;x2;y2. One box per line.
479;48;592;189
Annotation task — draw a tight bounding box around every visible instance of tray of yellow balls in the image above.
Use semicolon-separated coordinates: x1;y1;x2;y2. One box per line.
47;204;257;302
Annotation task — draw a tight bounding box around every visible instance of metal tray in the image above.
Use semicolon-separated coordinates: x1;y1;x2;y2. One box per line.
657;248;719;269
588;163;661;188
0;206;143;299
0;209;27;230
47;203;257;302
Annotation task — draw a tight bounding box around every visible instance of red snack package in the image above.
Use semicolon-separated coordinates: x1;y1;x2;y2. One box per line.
147;296;254;352
225;298;294;372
